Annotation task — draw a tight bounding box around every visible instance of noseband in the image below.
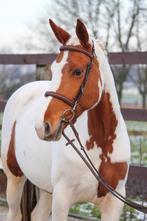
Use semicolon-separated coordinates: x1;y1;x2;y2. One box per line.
44;44;95;115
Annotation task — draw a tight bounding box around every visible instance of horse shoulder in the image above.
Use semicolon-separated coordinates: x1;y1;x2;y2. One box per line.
1;81;50;176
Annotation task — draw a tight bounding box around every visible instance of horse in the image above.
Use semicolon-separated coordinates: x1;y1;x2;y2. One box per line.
1;19;130;221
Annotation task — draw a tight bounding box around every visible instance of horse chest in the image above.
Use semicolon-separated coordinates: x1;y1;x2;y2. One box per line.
14;110;53;190
14;111;101;195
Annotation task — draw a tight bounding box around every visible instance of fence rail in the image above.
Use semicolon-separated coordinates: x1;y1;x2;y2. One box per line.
1;100;147;122
0;165;146;199
0;52;147;65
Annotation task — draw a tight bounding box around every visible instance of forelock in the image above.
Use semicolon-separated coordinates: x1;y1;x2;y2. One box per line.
67;35;80;46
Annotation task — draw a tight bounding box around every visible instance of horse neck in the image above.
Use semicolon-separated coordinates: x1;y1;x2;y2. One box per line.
85;41;123;151
94;40;122;120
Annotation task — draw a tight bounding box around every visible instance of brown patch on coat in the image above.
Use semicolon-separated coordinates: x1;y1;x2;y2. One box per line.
98;157;128;197
86;92;117;152
7;121;23;177
86;92;128;197
44;45;101;133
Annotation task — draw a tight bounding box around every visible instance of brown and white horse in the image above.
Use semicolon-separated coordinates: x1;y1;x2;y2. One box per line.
1;19;130;221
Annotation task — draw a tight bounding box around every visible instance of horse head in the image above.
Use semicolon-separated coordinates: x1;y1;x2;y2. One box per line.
36;19;103;141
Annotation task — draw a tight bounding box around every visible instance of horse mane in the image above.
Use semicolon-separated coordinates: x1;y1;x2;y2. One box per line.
95;38;107;55
93;38;121;116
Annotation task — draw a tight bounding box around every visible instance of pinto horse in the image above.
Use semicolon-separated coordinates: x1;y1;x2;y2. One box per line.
1;19;130;221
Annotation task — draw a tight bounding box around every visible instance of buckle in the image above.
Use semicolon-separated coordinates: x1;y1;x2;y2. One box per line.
61;108;76;123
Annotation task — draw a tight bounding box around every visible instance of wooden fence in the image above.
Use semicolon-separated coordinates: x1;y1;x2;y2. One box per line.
0;51;147;220
0;51;147;120
0;51;147;65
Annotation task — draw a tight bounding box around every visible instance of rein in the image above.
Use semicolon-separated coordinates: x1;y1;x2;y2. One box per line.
62;120;147;214
44;44;147;214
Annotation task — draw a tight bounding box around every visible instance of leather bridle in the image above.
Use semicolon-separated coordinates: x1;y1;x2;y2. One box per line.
45;44;95;116
44;44;147;214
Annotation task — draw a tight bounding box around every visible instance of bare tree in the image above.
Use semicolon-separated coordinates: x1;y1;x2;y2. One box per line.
21;0;147;51
20;0;105;52
129;3;147;108
0;65;35;99
108;0;146;103
129;65;147;108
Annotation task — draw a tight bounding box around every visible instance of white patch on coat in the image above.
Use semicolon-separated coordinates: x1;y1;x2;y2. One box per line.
67;35;80;46
35;51;68;131
94;40;120;116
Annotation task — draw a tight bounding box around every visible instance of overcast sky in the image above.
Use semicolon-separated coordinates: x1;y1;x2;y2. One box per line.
0;0;147;53
0;0;49;52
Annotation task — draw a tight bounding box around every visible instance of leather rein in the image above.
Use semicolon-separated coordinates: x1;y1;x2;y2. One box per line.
45;44;147;214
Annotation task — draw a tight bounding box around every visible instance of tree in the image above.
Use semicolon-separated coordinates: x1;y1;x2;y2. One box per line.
20;0;105;53
108;0;146;103
0;65;35;99
129;3;147;108
129;65;147;108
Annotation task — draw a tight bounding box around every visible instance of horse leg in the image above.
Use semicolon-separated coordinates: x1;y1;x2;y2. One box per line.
6;175;26;221
31;189;52;221
52;181;73;221
99;186;125;221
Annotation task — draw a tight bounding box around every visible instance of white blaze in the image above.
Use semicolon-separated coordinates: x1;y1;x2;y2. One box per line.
35;51;69;137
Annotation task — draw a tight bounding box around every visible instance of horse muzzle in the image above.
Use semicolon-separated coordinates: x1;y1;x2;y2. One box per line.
35;120;63;141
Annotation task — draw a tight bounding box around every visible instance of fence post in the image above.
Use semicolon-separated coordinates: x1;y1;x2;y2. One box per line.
36;64;52;80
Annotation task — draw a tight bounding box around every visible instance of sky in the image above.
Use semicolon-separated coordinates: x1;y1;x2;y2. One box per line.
0;0;49;52
0;0;147;53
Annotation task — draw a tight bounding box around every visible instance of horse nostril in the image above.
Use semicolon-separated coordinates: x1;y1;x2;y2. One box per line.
44;122;50;136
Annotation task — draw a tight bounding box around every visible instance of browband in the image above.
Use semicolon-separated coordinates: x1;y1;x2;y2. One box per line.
60;45;93;60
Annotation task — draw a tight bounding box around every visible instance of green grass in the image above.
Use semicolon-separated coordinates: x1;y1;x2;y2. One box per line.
126;121;147;131
70;202;101;219
125;120;147;166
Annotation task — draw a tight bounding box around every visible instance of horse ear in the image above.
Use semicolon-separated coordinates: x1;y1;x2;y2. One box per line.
76;19;89;48
49;19;70;44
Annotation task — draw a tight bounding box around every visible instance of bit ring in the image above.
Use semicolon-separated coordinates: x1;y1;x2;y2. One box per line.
61;109;76;123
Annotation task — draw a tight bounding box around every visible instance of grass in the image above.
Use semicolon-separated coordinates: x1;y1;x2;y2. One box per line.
70;203;101;219
125;120;147;166
126;121;147;131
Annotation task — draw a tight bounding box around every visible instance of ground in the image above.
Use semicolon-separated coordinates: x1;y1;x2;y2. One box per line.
0;207;97;221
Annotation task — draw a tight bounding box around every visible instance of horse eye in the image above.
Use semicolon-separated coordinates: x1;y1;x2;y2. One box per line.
73;69;82;76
